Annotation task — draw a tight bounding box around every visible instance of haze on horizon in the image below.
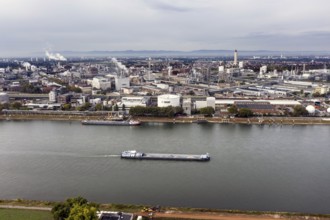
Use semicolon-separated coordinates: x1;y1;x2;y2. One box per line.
1;0;330;56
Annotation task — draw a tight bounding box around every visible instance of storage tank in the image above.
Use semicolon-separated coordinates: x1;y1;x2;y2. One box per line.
306;105;315;114
157;94;180;107
327;107;330;113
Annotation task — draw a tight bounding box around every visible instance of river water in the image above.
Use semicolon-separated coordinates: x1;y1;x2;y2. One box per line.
0;121;329;214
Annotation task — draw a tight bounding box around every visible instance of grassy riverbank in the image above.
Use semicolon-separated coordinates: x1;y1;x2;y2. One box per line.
1;199;329;220
0;209;53;220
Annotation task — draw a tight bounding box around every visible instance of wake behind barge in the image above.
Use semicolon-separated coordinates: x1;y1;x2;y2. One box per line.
121;150;210;162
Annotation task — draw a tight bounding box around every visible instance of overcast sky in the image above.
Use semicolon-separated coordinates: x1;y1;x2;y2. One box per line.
1;0;330;56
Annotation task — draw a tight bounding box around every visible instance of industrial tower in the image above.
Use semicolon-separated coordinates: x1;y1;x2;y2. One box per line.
234;49;238;66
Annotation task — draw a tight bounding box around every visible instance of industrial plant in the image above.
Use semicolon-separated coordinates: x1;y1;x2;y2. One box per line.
1;50;330;119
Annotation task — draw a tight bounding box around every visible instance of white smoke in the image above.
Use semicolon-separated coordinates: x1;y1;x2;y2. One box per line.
45;51;67;61
21;62;31;71
22;62;31;68
111;58;128;73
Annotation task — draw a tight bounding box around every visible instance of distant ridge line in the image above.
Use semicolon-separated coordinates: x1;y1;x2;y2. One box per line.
30;49;330;57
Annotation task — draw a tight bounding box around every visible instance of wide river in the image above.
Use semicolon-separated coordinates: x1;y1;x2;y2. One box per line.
0;121;329;214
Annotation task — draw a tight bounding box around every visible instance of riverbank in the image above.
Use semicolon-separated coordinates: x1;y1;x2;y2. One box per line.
1;113;330;125
1;199;329;220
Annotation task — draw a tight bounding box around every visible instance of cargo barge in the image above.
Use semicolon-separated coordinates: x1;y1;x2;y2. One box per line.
81;119;141;126
121;150;210;161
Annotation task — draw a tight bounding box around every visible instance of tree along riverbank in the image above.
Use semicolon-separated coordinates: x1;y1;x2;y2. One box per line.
1;113;330;125
0;199;329;220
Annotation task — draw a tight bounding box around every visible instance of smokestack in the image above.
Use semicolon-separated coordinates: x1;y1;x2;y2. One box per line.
234;49;238;66
168;66;172;77
148;57;151;81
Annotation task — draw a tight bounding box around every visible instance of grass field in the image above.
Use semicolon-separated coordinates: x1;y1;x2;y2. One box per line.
0;208;53;220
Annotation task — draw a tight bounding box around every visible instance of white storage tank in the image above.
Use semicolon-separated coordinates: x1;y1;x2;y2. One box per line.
157;94;180;107
306;105;316;114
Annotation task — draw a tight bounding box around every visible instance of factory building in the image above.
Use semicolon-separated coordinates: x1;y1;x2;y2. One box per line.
314;85;329;95
115;77;130;91
156;83;170;90
215;99;301;115
239;61;244;69
182;98;192;115
92;77;111;90
195;97;216;110
49;90;58;103
0;92;9;104
119;96;151;108
259;65;267;76
235;88;266;97
157;94;180;107
25;103;62;110
235;101;276;114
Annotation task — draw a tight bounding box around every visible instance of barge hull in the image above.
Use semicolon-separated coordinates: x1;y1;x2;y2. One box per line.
81;120;140;126
121;153;210;161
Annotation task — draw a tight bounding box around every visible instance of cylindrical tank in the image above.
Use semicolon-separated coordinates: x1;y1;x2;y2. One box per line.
157;94;180;107
306;105;315;114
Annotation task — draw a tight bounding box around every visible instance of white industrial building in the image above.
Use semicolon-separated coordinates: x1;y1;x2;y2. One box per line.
49;90;58;103
314;85;329;95
284;80;314;87
156;83;169;90
236;88;266;96
90;98;102;105
119;96;150;108
25;103;62;110
239;61;244;69
215;99;301;107
195;100;207;109
182;98;192;115
259;65;267;76
0;92;9;104
92;77;111;90
157;94;181;107
219;66;225;72
121;87;134;94
115;77;130;91
195;97;215;110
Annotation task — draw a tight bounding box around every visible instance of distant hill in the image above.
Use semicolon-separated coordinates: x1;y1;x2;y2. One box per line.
34;50;330;57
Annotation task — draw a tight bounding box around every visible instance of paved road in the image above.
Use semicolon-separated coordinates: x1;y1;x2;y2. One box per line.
0;205;51;211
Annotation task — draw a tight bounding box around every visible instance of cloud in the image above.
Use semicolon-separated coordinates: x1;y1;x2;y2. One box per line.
143;0;212;12
143;0;191;12
0;0;330;56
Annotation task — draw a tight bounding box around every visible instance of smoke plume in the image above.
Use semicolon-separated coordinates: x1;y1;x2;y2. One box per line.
45;51;67;61
111;58;128;73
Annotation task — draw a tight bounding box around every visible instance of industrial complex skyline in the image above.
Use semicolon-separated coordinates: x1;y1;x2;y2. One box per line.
1;0;330;56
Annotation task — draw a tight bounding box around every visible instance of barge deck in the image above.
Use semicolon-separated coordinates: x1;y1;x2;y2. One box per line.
121;150;210;161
